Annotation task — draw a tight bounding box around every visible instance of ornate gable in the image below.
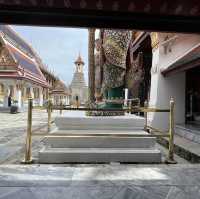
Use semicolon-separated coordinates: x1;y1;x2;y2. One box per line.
0;46;17;70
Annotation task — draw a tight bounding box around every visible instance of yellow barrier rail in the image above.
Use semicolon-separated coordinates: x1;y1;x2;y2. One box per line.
23;97;176;164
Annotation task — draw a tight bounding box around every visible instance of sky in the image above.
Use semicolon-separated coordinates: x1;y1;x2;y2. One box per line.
12;25;88;85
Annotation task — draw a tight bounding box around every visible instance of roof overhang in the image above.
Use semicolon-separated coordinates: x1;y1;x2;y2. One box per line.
0;1;200;33
162;43;200;76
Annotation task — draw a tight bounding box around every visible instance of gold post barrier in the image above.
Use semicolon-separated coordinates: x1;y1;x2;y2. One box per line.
166;97;177;164
47;98;52;132
23;98;33;163
144;100;148;131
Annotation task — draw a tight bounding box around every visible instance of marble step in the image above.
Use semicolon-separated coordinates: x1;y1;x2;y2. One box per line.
43;131;156;148
39;148;162;163
55;115;145;130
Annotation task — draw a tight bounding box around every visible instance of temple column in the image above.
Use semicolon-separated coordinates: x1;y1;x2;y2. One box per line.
30;87;34;98
15;88;22;109
88;28;96;103
12;84;17;102
148;33;185;131
29;87;34;106
39;87;43;106
3;85;10;107
66;96;69;105
21;86;26;108
68;96;70;105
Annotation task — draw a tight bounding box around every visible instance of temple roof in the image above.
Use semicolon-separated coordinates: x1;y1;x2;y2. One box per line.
0;25;35;57
0;26;48;87
7;45;41;76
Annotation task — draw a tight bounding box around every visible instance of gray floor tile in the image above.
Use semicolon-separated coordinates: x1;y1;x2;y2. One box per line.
0;188;37;199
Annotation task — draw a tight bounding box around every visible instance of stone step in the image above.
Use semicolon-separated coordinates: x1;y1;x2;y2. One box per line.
55;115;145;130
39;148;162;163
44;130;156;148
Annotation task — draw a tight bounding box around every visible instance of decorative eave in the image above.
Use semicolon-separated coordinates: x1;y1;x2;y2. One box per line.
162;43;200;76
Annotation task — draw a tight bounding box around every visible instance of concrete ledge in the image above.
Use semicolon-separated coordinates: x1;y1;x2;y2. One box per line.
176;125;200;144
157;135;200;163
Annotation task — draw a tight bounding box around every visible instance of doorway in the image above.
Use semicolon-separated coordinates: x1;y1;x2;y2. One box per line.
186;66;200;125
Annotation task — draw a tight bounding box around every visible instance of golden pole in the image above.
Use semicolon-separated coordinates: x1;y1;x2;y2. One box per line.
23;98;33;163
144;100;148;132
47;98;52;132
166;97;177;164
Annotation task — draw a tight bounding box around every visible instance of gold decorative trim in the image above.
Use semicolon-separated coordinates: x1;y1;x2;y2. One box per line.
151;32;159;49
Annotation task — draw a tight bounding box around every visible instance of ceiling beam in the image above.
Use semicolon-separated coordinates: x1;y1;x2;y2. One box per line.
0;7;200;33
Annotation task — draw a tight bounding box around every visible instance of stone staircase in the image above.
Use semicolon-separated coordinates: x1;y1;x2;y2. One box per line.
39;114;162;163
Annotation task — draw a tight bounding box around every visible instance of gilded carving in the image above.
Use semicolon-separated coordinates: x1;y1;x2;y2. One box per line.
0;47;16;70
151;32;159;49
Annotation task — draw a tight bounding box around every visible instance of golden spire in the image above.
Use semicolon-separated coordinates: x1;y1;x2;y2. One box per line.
74;52;85;65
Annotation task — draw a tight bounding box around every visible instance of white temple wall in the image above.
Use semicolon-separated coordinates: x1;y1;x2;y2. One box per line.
147;33;199;131
149;72;185;131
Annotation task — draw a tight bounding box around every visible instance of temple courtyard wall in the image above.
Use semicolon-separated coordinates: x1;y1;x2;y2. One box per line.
149;33;200;131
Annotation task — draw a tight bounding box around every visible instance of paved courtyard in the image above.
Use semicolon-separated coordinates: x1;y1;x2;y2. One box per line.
0;164;199;199
0;110;60;164
0;110;199;198
0;110;188;164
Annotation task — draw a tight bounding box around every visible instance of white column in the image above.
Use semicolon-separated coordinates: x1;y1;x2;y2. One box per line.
148;33;186;131
13;85;17;101
15;89;22;109
23;87;26;106
66;96;69;105
22;87;27;108
124;88;128;107
3;85;10;108
30;87;34;98
29;87;34;106
64;96;67;105
39;87;43;106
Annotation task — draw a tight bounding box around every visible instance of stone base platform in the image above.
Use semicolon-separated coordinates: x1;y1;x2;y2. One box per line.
38;112;161;164
55;114;145;130
43;130;156;148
